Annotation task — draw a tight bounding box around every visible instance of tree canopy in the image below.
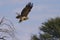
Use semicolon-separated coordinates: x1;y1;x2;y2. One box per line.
31;17;60;40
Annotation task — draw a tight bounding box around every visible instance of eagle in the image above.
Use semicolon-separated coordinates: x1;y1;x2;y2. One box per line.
16;2;33;22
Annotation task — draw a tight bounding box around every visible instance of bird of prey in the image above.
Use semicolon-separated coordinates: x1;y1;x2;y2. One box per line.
16;2;33;22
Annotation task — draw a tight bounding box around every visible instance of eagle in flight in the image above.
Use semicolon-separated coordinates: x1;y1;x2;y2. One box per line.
16;2;33;22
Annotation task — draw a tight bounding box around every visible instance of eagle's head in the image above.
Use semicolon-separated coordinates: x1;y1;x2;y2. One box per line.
19;16;28;22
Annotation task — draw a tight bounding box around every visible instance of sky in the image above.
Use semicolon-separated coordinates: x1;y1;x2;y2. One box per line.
0;0;60;40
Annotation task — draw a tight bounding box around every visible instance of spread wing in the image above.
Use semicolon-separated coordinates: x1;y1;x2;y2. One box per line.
21;2;33;17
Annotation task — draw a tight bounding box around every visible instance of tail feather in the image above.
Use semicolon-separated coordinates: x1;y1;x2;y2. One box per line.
16;12;21;19
16;15;21;19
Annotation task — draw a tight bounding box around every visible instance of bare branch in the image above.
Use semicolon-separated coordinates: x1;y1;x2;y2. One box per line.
0;17;18;40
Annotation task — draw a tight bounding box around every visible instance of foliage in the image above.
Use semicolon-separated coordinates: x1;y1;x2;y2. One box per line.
31;17;60;40
31;35;40;40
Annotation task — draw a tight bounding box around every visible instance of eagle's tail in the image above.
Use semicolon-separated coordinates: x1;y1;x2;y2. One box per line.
16;15;21;19
16;12;21;19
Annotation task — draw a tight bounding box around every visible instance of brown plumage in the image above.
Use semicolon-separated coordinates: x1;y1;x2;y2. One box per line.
16;2;33;22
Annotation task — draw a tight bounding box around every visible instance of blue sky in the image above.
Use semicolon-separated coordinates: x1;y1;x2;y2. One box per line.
0;0;60;40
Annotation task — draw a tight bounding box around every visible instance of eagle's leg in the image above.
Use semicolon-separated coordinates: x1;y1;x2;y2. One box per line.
19;20;22;22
